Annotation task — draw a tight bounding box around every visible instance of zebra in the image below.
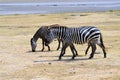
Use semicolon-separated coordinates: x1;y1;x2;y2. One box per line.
30;24;63;52
45;26;107;60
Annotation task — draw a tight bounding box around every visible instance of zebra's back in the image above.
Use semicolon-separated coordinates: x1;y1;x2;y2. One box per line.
66;26;101;44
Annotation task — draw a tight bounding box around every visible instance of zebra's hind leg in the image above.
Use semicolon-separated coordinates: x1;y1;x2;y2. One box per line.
98;43;107;58
89;43;96;59
47;45;50;51
44;41;50;51
85;43;90;56
70;43;78;60
59;43;68;60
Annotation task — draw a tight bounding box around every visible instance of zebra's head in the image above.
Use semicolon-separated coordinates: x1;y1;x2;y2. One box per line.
45;28;55;45
30;38;37;52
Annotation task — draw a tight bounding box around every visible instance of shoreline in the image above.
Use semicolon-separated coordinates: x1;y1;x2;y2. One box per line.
0;10;119;16
0;9;120;16
0;2;120;15
0;0;120;3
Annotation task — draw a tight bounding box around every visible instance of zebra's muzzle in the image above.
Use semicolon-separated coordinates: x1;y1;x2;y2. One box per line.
32;50;35;52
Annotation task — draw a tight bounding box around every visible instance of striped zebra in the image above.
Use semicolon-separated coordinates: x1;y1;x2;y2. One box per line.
30;24;63;52
45;26;107;60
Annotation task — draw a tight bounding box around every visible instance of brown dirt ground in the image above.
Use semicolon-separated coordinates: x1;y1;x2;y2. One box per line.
0;11;120;80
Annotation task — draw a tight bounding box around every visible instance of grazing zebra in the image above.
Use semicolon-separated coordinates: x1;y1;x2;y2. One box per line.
45;26;107;60
30;24;63;52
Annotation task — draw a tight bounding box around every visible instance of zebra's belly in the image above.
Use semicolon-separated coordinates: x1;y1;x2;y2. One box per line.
72;38;99;44
70;36;86;44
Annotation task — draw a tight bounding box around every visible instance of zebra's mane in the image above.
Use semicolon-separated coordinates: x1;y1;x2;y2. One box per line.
49;24;68;30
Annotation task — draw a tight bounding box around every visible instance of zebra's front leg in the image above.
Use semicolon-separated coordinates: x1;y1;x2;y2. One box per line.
59;43;68;60
70;44;78;56
70;43;77;60
73;46;78;56
41;39;45;51
89;44;96;59
57;39;61;50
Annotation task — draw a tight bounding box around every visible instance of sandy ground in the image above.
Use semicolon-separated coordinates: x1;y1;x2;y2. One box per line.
0;11;120;80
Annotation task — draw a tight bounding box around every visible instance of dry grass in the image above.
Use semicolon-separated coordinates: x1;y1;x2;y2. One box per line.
0;11;120;80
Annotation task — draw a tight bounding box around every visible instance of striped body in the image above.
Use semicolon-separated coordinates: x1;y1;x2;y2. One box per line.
47;26;101;45
46;26;107;60
67;27;101;44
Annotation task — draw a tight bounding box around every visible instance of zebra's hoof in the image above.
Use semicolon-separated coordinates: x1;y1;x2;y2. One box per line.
41;49;44;51
72;57;75;60
89;56;93;59
59;57;62;60
104;56;107;58
56;48;59;50
85;53;87;56
76;54;78;56
32;50;35;52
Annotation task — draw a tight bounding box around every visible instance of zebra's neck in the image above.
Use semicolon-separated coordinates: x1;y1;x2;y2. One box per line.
33;32;39;42
52;27;67;39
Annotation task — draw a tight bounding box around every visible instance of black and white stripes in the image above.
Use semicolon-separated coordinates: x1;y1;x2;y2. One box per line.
45;26;107;60
68;26;101;44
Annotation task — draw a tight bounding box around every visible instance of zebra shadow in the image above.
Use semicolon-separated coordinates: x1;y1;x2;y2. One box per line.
26;49;60;53
34;55;91;63
33;58;90;63
37;54;85;58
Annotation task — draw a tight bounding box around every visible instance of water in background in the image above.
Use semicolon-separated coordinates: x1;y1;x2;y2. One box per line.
0;1;120;15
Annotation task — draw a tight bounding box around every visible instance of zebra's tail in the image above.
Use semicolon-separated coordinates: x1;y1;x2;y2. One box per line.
100;34;107;51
